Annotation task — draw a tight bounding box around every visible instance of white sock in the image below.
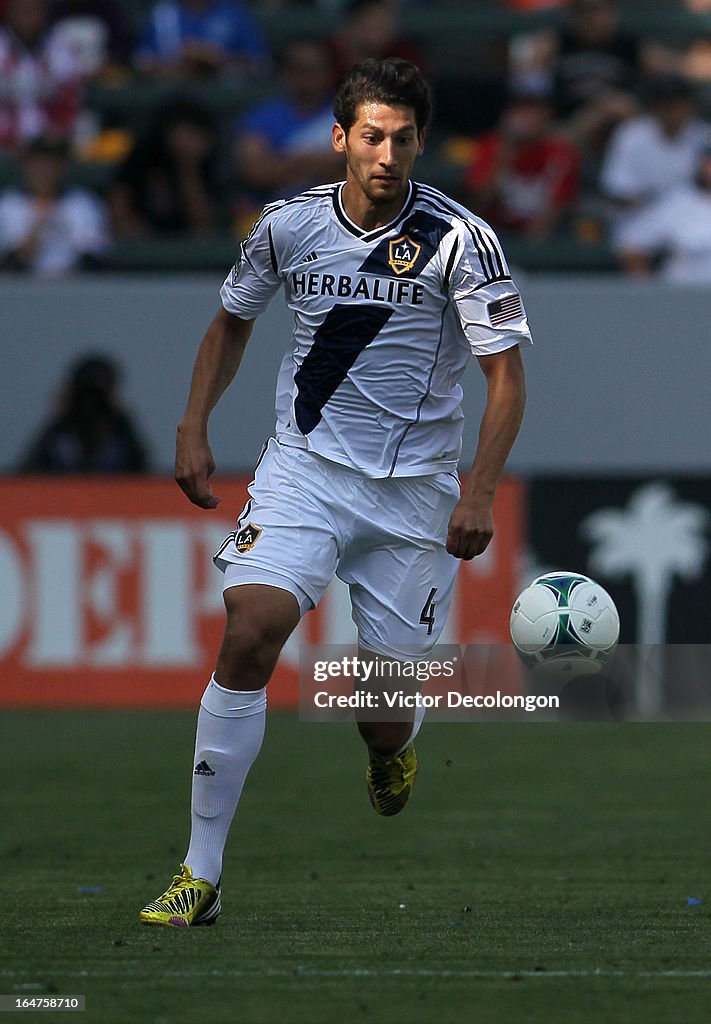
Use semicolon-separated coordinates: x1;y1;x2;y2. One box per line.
184;675;266;886
390;702;427;758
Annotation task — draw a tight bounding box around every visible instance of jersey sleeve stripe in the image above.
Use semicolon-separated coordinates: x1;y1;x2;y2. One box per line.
465;222;496;281
475;223;506;279
267;223;278;275
416;183;509;283
442;236;459;291
468;275;513;292
467;222;503;282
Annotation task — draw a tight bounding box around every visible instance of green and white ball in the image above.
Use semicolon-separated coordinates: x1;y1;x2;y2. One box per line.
510;571;620;676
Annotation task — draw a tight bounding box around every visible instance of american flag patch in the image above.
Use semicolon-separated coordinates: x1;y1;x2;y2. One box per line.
488;293;523;327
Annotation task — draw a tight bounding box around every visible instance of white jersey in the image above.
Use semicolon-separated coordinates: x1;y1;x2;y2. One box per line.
221;180;532;478
0;188;109;277
601;115;710;204
615;183;711;283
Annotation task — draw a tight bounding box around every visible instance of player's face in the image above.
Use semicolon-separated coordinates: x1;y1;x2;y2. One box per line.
333;102;424;208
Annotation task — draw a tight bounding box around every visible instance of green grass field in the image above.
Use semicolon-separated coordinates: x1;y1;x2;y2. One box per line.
2;712;710;1023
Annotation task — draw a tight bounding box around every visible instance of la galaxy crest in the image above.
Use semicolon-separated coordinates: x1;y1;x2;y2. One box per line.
235;522;262;553
388;234;421;275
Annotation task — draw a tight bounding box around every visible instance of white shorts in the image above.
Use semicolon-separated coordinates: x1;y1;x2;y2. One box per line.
214;439;461;658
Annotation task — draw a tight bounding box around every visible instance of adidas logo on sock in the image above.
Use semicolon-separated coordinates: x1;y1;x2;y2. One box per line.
194;760;215;776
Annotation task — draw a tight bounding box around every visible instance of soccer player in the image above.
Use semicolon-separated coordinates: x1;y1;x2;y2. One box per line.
140;58;531;927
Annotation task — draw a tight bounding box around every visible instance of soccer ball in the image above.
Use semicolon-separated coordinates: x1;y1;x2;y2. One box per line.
510;571;620;676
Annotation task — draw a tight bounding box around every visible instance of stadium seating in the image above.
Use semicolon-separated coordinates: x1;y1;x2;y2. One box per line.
17;2;711;272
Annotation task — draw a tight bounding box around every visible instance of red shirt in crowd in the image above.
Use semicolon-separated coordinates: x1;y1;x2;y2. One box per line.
0;22;81;149
465;131;580;233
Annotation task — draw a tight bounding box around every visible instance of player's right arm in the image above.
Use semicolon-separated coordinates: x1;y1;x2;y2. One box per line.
176;203;286;508
176;309;254;509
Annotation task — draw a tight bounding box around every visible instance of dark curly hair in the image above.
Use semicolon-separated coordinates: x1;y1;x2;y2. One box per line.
333;58;432;136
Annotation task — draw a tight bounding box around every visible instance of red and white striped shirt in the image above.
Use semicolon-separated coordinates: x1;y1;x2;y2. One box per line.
0;26;82;149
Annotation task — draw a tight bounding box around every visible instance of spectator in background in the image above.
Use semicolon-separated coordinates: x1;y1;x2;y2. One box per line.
0;135;109;276
134;0;268;79
650;6;711;88
110;99;221;237
601;75;710;240
49;0;135;77
0;0;83;150
463;88;580;239
615;146;711;283
18;353;148;473
234;37;342;210
508;0;568;8
330;0;424;82
510;0;651;152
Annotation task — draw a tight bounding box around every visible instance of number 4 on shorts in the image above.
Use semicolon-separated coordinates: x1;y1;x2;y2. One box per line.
419;587;437;635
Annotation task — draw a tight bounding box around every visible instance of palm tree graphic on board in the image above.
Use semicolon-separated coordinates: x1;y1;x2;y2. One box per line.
580;482;709;643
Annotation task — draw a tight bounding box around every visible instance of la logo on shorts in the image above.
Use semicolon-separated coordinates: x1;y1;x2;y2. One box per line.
388;234;421;275
235;522;263;553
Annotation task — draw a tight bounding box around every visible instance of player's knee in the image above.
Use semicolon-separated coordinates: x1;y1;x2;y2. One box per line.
220;620;271;675
219;604;293;681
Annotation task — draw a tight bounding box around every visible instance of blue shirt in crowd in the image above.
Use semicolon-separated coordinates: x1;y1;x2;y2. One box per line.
137;0;267;64
239;96;335;154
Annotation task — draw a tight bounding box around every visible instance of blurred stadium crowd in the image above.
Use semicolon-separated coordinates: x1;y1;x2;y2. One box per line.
2;0;711;277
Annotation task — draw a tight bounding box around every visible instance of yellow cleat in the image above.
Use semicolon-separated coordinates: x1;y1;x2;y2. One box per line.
366;743;418;816
139;864;221;928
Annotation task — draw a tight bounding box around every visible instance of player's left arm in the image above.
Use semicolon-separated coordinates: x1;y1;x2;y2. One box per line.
446;345;526;560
